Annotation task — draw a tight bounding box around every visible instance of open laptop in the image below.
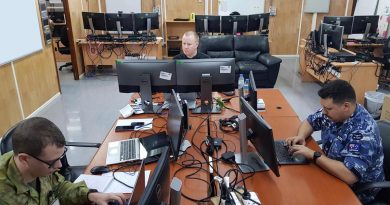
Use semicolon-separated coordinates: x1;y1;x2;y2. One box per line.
106;89;186;165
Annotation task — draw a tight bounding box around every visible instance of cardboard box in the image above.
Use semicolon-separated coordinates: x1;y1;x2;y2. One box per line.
380;95;390;120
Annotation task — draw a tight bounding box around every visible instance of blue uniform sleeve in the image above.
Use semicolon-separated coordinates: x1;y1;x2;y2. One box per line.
307;109;324;131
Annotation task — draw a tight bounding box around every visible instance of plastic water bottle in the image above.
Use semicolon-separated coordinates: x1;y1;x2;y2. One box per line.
238;74;245;89
243;79;250;97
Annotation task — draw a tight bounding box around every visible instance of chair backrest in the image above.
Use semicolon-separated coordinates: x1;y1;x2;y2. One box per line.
0;124;18;154
60;27;69;48
377;120;390;180
198;35;234;58
233;35;269;61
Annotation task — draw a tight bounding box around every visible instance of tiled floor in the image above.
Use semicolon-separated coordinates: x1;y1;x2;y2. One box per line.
35;58;322;166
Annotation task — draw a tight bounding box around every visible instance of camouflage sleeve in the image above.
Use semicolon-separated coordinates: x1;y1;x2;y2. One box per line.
52;172;90;205
307;109;323;131
342;131;375;180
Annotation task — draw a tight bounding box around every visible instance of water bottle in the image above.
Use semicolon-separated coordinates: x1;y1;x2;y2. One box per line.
238;74;245;89
243;79;249;97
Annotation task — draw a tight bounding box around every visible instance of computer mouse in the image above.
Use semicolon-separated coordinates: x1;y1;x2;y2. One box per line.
90;165;110;175
107;200;120;205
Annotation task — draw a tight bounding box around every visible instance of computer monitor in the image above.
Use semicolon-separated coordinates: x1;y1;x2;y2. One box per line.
195;15;221;33
117;60;177;113
167;89;185;160
320;23;344;55
236;97;280;176
247;13;270;33
246;71;258;110
221;15;248;35
82;12;106;34
323;16;353;35
175;58;236;114
352;15;379;40
105;12;133;37
138;146;170;205
128;160;145;205
134;13;159;35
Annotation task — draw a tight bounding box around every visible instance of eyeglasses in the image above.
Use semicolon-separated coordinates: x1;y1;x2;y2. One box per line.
25;147;68;169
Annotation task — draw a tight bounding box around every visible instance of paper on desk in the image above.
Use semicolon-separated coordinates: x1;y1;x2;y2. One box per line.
102;171;151;193
74;171;150;193
116;118;153;130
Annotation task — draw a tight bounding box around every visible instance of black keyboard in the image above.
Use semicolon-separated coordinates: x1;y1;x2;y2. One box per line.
87;34;112;41
120;139;138;161
274;141;308;165
328;52;356;62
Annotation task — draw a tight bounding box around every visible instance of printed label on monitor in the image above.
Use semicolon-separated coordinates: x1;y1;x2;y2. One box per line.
220;66;231;74
160;71;172;81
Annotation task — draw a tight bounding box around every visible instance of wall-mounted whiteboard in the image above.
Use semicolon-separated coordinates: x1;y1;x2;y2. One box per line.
0;0;43;66
106;0;141;13
218;0;265;16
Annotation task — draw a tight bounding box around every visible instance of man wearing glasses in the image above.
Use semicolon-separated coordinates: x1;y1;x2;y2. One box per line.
0;117;126;205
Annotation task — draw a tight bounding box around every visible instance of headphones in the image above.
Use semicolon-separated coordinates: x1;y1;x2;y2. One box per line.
219;115;239;132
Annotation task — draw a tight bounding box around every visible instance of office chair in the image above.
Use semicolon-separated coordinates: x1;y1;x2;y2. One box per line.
354;120;390;205
56;27;72;71
375;37;390;89
0;121;101;182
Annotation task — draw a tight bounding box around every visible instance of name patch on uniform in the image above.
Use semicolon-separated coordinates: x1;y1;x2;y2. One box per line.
348;143;360;152
352;133;363;140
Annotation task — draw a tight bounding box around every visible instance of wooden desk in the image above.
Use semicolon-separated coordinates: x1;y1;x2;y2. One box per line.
345;42;384;57
77;39;163;69
85;89;361;205
299;43;379;104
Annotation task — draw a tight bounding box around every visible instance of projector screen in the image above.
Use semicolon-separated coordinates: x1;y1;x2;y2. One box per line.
0;0;43;66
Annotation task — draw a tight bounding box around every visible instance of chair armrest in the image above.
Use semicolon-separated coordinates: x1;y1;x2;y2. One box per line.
66;141;101;148
354;181;390;194
258;53;282;67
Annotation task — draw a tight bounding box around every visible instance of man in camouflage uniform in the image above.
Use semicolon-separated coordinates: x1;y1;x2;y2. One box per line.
0;117;126;205
286;79;384;203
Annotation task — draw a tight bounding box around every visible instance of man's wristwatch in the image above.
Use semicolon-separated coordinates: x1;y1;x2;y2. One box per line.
313;151;322;164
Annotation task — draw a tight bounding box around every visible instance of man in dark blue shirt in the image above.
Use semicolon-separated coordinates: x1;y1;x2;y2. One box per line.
286;79;384;203
174;31;209;59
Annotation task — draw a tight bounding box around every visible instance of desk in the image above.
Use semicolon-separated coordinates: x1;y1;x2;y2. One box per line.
299;42;379;104
345;42;384;57
77;39;163;70
85;89;361;205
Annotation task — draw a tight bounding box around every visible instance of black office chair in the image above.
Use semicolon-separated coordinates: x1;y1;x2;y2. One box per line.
375;37;390;89
56;27;72;71
0;121;101;182
354;120;390;205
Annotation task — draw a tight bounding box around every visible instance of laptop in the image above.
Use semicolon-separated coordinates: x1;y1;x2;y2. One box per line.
106;89;186;165
274;140;309;165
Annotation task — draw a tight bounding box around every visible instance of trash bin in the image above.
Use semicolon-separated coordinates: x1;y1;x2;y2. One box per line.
364;91;385;119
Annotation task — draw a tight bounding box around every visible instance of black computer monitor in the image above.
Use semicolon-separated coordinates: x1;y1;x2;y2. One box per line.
138;146;170;205
134;13;159;34
246;71;258;110
128;160;145;205
82;12;106;33
352;15;379;40
237;97;280;176
221;15;248;34
167;89;185;160
320;23;344;54
117;60;176;113
323;16;353;35
105;12;133;36
195;15;221;33
247;13;270;33
175;58;236;113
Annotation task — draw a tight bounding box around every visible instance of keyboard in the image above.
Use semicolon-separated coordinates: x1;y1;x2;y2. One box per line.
120;140;138;161
87;34;112;42
274;140;308;165
328;52;356;62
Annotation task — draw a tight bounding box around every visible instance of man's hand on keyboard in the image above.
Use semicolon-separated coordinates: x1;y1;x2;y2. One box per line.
288;144;315;160
285;136;306;146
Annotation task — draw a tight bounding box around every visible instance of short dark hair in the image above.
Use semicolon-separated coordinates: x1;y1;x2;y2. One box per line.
12;117;65;156
230;11;240;15
318;80;356;104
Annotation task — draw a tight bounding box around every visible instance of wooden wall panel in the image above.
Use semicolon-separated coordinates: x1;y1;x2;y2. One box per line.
267;0;303;55
13;46;59;116
166;0;205;21
0;64;23;136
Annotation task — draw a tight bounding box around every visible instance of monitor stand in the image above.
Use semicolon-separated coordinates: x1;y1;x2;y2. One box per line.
235;113;269;173
203;18;209;34
233;21;238;35
192;74;221;114
88;17;96;35
139;74;162;114
363;23;372;41
323;34;329;57
116;21;123;38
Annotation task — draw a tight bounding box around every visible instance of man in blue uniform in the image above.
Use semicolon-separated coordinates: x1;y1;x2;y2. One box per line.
286;79;384;203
